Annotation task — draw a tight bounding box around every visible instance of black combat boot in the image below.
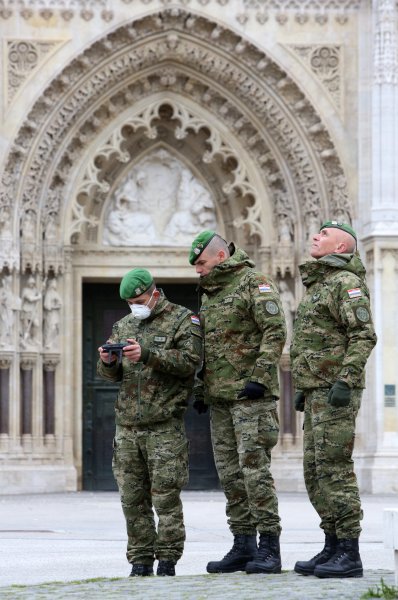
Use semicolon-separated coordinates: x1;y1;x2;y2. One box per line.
314;538;363;578
157;560;175;576
206;534;257;573
129;563;154;577
245;534;281;574
294;533;338;576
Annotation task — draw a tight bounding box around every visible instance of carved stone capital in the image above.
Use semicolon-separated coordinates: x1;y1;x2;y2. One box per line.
0;355;13;369
20;353;37;370
43;354;60;371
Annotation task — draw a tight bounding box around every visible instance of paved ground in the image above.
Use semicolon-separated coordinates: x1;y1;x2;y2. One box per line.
0;491;397;598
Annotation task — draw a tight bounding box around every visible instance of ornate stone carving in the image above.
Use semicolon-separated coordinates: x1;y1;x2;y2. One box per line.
20;353;37;370
290;45;342;109
328;174;351;222
374;0;398;85
0;182;18;272
43;354;61;370
20;275;42;349
103;148;217;246
43;278;62;350
0;272;21;348
2;10;352;277
7;40;58;103
271;190;295;277
0;355;12;369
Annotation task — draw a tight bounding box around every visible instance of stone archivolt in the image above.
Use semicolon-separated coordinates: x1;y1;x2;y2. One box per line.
1;9;352;277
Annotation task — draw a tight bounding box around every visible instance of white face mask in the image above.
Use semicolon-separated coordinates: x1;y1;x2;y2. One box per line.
129;293;153;320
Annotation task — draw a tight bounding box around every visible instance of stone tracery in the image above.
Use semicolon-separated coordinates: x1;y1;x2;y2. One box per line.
1;9;352;277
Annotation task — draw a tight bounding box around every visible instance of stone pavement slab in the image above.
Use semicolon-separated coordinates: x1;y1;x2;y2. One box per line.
0;490;397;596
0;571;395;599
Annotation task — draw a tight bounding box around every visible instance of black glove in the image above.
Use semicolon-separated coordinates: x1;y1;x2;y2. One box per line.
294;391;305;412
193;398;208;414
327;381;352;407
237;381;266;400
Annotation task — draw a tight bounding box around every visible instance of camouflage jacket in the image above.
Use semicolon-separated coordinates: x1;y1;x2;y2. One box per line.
290;253;377;391
198;245;286;402
97;290;202;427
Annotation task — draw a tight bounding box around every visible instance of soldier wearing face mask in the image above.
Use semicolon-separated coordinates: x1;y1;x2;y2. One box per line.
98;268;202;578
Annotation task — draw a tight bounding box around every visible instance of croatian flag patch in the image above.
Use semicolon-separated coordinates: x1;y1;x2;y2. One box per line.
347;288;362;299
258;283;272;293
191;315;200;325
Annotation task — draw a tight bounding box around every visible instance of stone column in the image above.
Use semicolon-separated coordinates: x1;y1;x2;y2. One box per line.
43;355;60;440
279;355;297;449
20;353;36;452
359;0;398;492
0;356;12;452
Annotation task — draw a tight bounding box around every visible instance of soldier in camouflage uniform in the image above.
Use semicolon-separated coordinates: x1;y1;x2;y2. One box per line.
290;221;377;579
97;268;202;578
189;231;287;575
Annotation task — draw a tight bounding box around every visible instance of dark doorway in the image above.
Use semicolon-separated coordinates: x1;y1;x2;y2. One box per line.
82;281;219;491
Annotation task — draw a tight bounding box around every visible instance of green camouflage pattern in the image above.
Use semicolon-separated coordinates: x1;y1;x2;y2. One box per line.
112;419;189;564
198;245;286;402
98;290;200;566
302;388;363;538
291;252;377;539
97;290;202;427
290;253;377;390
210;398;281;535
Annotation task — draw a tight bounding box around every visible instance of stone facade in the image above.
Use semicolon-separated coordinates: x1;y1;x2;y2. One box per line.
0;0;397;493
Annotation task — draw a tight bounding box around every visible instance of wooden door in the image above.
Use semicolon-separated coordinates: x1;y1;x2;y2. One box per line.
82;282;219;491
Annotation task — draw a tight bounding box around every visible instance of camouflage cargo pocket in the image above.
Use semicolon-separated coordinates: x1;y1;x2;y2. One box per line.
258;408;279;450
150;434;189;491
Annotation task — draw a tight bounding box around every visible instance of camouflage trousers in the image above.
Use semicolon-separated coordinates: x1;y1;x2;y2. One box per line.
210;398;281;536
112;419;189;565
303;388;363;539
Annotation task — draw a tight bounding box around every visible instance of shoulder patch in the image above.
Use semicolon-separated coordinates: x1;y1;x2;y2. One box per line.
347;288;362;299
258;283;272;293
265;300;279;315
191;315;200;326
355;306;370;323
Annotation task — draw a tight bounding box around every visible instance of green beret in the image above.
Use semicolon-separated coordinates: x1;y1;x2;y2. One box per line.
189;230;217;265
320;220;357;241
119;268;153;300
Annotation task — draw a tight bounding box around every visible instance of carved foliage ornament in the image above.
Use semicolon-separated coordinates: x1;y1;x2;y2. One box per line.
291;45;342;109
0;0;360;23
2;10;351;268
73;99;262;242
374;0;398;85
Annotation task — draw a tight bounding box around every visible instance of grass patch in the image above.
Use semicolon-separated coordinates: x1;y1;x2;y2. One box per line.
9;577;123;590
361;578;398;599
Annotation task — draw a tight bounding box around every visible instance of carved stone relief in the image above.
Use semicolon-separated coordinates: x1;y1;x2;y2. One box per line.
20;274;42;349
0;178;18;272
0;272;21;348
290;45;342;110
374;0;398;85
0;0;361;23
103;148;217;246
1;10;352;278
43;277;62;350
6;40;59;104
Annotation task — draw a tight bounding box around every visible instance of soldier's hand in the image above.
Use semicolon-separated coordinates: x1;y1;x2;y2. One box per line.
98;343;117;364
124;338;142;363
327;381;351;407
294;391;305;412
193;398;208;414
237;381;266;400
